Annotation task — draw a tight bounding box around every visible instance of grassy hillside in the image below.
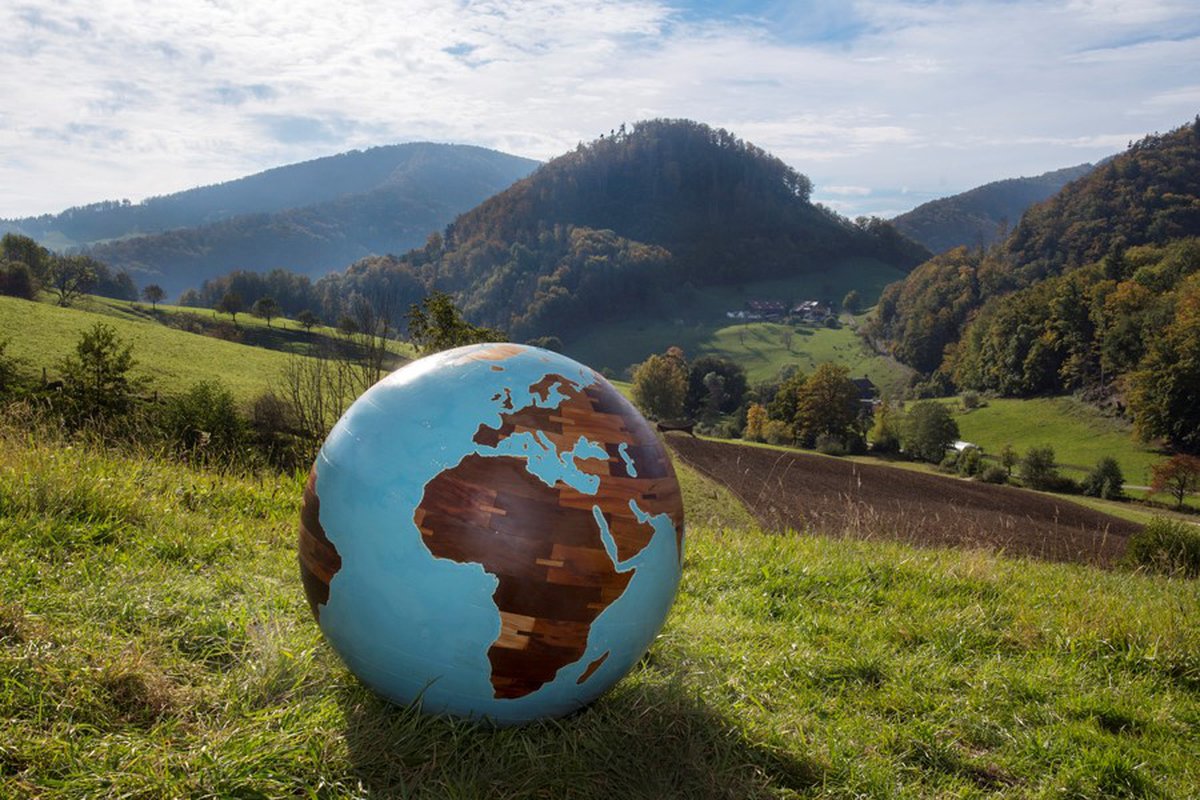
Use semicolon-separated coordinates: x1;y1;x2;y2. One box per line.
942;397;1161;484
563;261;915;392
0;295;415;402
2;425;1197;797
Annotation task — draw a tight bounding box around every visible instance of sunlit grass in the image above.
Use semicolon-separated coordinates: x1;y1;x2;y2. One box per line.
0;294;414;403
1;423;1197;797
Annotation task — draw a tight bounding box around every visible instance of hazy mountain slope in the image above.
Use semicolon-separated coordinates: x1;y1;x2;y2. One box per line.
2;143;538;245
2;144;538;297
891;163;1095;254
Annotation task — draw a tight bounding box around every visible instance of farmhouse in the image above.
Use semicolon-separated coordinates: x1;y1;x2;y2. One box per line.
746;299;786;318
791;300;831;323
851;377;879;405
725;298;832;323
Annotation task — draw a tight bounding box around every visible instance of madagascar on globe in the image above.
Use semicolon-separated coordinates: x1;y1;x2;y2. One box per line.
298;343;685;724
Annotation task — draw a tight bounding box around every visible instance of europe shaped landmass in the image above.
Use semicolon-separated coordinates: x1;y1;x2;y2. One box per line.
414;371;683;699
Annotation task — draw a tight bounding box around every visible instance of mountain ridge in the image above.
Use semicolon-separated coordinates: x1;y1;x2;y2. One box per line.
891;162;1096;254
1;143;539;297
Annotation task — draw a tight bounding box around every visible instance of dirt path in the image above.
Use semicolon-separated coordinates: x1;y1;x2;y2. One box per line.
667;436;1142;567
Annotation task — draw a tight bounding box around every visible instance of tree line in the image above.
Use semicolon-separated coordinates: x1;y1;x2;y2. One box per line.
1;233;136;305
868;119;1200;453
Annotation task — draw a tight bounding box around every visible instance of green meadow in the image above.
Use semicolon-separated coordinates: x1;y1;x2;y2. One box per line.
562;259;915;393
0;294;415;402
1;419;1197;798
941;396;1164;485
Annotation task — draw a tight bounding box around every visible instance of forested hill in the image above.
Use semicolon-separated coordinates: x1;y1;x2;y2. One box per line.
891;163;1094;254
1;144;538;297
353;119;928;339
867;118;1200;451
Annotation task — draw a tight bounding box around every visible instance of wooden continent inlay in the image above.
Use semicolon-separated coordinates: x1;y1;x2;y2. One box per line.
415;373;683;699
298;466;342;621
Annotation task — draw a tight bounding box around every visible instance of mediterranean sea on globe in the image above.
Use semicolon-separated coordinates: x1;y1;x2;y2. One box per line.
298;343;685;724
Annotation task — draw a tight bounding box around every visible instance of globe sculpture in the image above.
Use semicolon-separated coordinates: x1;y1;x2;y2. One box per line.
298;343;685;724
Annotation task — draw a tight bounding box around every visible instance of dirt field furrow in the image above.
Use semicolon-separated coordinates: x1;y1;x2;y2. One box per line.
667;436;1141;567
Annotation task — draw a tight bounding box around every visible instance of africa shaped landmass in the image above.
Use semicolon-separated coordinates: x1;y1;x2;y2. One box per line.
414;372;683;699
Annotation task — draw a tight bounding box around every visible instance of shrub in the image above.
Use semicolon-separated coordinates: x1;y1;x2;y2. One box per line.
0;338;24;397
0;261;37;299
525;335;563;352
1124;517;1200;578
1082;457;1125;500
869;400;901;454
1020;446;1059;490
1043;474;1080;494
957;446;982;477
58;322;141;419
961;391;981;410
762;419;792;446
815;433;846;456
161;380;244;462
978;464;1008;484
938;451;959;472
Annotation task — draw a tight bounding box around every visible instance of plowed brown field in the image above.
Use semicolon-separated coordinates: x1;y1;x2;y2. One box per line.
667;436;1141;566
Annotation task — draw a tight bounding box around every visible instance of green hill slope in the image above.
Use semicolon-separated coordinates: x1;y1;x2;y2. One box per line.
340;119;929;343
1;427;1197;797
561;261;915;390
891;163;1094;254
871;119;1200;378
0;294;412;401
943;396;1162;483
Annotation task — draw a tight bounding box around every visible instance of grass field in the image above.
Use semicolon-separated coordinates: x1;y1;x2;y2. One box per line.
0;294;415;403
561;261;915;393
939;397;1200;510
941;397;1162;485
2;422;1198;798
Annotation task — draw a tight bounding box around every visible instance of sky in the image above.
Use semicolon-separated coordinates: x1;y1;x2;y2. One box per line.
2;0;1198;220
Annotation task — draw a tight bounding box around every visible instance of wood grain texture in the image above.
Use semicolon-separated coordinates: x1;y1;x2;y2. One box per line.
415;373;683;699
298;466;342;621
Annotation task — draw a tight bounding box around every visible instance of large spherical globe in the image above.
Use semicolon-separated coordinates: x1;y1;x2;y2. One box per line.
298;343;685;724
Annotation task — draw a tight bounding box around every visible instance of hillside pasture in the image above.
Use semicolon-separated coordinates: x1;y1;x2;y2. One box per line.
1;295;329;401
1;423;1197;797
562;258;914;391
0;295;414;402
942;396;1163;485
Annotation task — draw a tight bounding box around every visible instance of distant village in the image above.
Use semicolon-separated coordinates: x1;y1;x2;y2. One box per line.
726;299;832;324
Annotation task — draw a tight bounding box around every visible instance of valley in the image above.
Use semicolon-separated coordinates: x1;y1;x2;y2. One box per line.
2;112;1199;798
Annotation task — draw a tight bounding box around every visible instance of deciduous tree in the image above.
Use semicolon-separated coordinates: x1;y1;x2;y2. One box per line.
406;291;503;355
1150;454;1200;510
216;291;244;326
793;362;860;447
1127;278;1200;453
142;284;165;309
904;401;959;463
252;296;281;327
632;353;687;421
47;255;97;306
297;310;319;332
743;403;767;442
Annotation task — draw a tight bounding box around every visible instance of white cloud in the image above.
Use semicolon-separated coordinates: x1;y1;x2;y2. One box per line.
0;0;1197;219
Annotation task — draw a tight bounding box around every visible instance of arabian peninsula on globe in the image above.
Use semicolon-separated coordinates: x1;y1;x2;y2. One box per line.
298;343;685;724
